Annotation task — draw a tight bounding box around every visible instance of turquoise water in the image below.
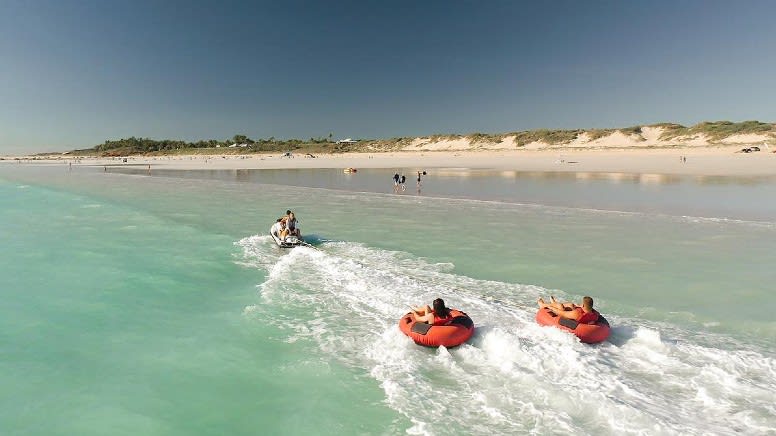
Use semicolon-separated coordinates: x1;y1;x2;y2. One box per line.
1;165;775;435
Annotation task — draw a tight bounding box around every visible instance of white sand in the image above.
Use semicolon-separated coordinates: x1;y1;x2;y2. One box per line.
6;146;776;177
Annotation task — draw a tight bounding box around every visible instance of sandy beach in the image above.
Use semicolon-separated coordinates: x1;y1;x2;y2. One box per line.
5;147;776;177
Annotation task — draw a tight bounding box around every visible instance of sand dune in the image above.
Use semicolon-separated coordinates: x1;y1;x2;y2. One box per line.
400;126;774;151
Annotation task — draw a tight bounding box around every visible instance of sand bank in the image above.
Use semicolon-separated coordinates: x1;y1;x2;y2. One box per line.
4;147;776;177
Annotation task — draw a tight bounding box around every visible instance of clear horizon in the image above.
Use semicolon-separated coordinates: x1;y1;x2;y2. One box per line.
2;0;776;154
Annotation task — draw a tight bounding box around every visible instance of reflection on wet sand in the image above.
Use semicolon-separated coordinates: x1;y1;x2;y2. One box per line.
105;166;776;221
693;174;776;185
431;169;723;186
112;166;776;187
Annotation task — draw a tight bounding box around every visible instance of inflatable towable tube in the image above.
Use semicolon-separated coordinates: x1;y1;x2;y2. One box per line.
399;309;474;348
535;307;610;344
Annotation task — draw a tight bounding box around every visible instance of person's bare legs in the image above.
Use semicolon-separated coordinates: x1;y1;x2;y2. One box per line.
550;296;576;310
538;298;558;310
538;297;571;312
412;304;432;315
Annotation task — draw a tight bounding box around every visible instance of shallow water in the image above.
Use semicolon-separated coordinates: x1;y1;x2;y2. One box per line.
1;165;775;435
112;166;776;221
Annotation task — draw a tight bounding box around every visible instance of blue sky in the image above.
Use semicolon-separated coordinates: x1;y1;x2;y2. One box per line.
1;0;775;153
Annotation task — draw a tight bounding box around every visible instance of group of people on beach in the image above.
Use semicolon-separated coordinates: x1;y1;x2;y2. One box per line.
411;295;598;326
392;173;406;192
271;209;301;240
392;170;427;193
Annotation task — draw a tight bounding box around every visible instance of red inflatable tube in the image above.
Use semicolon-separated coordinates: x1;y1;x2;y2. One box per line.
535;307;610;344
399;309;474;348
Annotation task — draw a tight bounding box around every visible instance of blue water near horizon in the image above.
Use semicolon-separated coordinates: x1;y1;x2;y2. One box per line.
1;164;775;435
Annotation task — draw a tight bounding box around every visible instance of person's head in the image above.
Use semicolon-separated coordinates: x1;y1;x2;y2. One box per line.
286;210;292;215
288;212;295;220
582;296;594;311
433;298;449;317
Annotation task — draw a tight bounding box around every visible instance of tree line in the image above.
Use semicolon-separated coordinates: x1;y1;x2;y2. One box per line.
91;134;339;154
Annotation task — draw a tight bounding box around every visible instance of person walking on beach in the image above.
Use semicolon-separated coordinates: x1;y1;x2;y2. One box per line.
416;170;426;190
393;173;400;192
400;174;406;191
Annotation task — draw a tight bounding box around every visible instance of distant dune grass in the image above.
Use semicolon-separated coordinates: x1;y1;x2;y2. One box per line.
51;120;776;156
657;121;775;140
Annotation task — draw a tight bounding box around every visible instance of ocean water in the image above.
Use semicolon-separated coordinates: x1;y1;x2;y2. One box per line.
1;164;775;435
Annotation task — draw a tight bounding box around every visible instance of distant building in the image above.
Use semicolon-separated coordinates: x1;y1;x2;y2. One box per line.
336;138;357;144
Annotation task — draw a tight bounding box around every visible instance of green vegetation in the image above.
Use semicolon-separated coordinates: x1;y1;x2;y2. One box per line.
71;134;355;156
586;129;615;141
657;121;775;140
619;125;643;136
512;129;581;146
59;120;775;156
469;132;508;144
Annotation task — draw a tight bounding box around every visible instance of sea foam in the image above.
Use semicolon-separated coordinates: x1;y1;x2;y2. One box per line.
235;235;776;435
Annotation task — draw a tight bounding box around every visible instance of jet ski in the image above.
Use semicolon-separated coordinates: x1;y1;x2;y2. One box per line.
270;225;305;248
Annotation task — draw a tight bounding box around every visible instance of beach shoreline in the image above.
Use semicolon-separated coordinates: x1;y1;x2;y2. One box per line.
3;147;776;177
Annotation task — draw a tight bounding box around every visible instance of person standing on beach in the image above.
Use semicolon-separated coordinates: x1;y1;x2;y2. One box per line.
417;171;426;189
393;173;400;192
400;174;406;191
